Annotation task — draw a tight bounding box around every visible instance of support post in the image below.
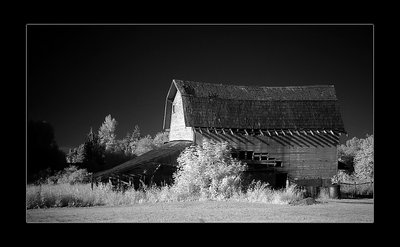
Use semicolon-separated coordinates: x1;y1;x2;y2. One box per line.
91;174;93;190
354;181;357;197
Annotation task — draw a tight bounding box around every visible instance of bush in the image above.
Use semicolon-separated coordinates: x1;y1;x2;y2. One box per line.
48;165;91;185
331;170;355;184
172;140;247;200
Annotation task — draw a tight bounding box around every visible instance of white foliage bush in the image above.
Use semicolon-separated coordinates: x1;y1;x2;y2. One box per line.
172;140;247;200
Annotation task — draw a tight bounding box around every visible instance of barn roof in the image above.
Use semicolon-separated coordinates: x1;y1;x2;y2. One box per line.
164;79;346;133
93;140;193;178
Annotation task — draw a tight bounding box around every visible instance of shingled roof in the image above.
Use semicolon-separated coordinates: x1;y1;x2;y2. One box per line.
164;79;346;133
93;140;193;179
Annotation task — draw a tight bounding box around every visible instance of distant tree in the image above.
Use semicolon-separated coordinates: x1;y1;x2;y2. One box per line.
122;125;141;155
66;144;84;163
82;127;106;172
98;114;117;151
152;131;169;147
102;139;135;170
337;137;363;173
134;135;154;156
27;120;67;183
354;135;374;181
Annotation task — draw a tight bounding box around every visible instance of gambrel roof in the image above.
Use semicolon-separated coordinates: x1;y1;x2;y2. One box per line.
164;79;346;133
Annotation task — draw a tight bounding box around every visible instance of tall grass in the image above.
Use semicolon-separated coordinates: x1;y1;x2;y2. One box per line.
231;181;304;204
26;181;305;209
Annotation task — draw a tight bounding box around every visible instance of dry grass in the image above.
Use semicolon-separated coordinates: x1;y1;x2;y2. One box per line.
26;181;304;209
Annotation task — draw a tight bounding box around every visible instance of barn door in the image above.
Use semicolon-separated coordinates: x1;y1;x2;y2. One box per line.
275;173;288;189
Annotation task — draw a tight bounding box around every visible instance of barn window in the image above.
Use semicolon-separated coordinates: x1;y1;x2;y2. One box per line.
246;151;253;160
260;153;269;161
172;104;176;113
239;151;246;160
231;152;238;159
275;161;282;167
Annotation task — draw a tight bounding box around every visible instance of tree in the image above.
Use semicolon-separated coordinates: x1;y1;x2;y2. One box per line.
125;125;141;154
337;136;363;173
27;120;67;183
82;127;106;172
98;114;117;151
134;135;154;156
173;140;247;199
66;144;84;163
152;131;169;147
354;135;374;181
102;139;135;170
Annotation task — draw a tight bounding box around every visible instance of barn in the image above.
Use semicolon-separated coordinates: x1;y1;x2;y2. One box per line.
94;79;346;190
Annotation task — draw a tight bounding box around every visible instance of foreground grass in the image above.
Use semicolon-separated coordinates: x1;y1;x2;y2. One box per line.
26;182;304;209
26;199;374;223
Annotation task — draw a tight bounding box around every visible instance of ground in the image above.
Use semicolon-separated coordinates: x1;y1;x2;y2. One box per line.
26;198;373;223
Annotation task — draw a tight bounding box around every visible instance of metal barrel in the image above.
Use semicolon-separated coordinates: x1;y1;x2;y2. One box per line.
329;184;340;199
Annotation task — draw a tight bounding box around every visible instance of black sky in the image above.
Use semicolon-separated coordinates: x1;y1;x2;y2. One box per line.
27;24;373;152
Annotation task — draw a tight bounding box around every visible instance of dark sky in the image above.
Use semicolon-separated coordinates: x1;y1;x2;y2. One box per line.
27;24;373;152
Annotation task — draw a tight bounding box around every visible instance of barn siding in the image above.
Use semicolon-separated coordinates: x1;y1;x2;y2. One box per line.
195;132;337;181
169;90;195;141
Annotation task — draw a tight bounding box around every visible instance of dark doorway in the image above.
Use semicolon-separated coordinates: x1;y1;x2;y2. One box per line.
275;173;288;189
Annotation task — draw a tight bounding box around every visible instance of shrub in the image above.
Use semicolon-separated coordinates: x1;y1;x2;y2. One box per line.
47;165;91;185
354;135;374;181
172;140;247;200
317;187;330;201
134;135;154;156
331;170;355;184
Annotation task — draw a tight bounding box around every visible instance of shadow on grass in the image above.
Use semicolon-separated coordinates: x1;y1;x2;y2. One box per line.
333;199;374;205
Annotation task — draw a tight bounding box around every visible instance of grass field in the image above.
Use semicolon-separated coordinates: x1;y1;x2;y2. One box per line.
26;198;373;223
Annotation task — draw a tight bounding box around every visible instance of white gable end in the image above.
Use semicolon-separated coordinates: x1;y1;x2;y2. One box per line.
169;90;194;141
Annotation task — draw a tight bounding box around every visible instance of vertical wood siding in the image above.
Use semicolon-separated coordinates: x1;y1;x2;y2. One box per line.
195;132;338;180
169;90;195;141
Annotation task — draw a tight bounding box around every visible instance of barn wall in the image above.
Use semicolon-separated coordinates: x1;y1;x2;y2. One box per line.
195;132;338;181
169;90;194;141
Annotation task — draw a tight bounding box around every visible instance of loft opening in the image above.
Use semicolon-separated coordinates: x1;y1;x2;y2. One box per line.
231;150;283;167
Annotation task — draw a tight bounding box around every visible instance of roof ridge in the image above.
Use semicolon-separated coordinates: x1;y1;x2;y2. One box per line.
173;79;334;89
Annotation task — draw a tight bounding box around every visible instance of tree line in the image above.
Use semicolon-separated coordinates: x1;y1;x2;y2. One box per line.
27;115;168;184
334;134;374;183
66;114;169;173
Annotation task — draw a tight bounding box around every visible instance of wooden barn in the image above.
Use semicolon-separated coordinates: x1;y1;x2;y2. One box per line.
94;79;346;190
